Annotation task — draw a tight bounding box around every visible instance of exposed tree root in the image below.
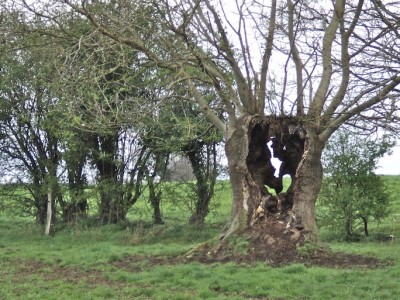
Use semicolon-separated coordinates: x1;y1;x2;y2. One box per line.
185;211;392;269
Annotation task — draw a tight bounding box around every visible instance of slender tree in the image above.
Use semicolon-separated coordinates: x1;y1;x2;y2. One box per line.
319;130;393;240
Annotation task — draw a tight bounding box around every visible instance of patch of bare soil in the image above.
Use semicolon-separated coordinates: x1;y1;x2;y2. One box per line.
44;266;113;286
110;254;182;272
11;259;115;286
10;255;181;287
183;218;393;269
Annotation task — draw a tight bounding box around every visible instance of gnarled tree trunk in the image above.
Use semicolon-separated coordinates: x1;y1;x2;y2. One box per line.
291;127;324;242
185;141;218;226
221;115;324;246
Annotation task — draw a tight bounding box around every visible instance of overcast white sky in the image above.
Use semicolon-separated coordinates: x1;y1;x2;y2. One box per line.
377;145;400;175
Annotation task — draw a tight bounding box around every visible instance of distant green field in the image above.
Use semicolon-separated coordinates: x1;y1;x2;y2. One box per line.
0;176;400;299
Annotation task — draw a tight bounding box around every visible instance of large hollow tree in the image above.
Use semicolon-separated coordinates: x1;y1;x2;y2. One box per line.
20;0;400;247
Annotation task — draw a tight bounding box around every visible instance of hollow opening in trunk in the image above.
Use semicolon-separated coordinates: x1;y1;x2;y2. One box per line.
246;119;305;213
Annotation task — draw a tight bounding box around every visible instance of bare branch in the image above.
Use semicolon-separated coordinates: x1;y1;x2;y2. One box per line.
257;0;277;115
287;0;304;116
321;1;365;125
320;76;400;141
309;0;344;121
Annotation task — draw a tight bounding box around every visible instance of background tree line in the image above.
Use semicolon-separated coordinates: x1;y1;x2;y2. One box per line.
0;9;223;232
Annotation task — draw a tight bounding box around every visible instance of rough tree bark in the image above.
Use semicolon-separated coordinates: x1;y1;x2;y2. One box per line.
147;174;164;225
145;152;170;225
361;216;369;237
291;127;324;242
221;115;323;244
44;186;52;236
184;140;218;226
91;133;126;224
34;185;48;225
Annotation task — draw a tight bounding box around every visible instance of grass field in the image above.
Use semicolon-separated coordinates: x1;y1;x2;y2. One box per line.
1;177;400;299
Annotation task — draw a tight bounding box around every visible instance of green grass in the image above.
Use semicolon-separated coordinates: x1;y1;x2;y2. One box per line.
1;176;400;299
